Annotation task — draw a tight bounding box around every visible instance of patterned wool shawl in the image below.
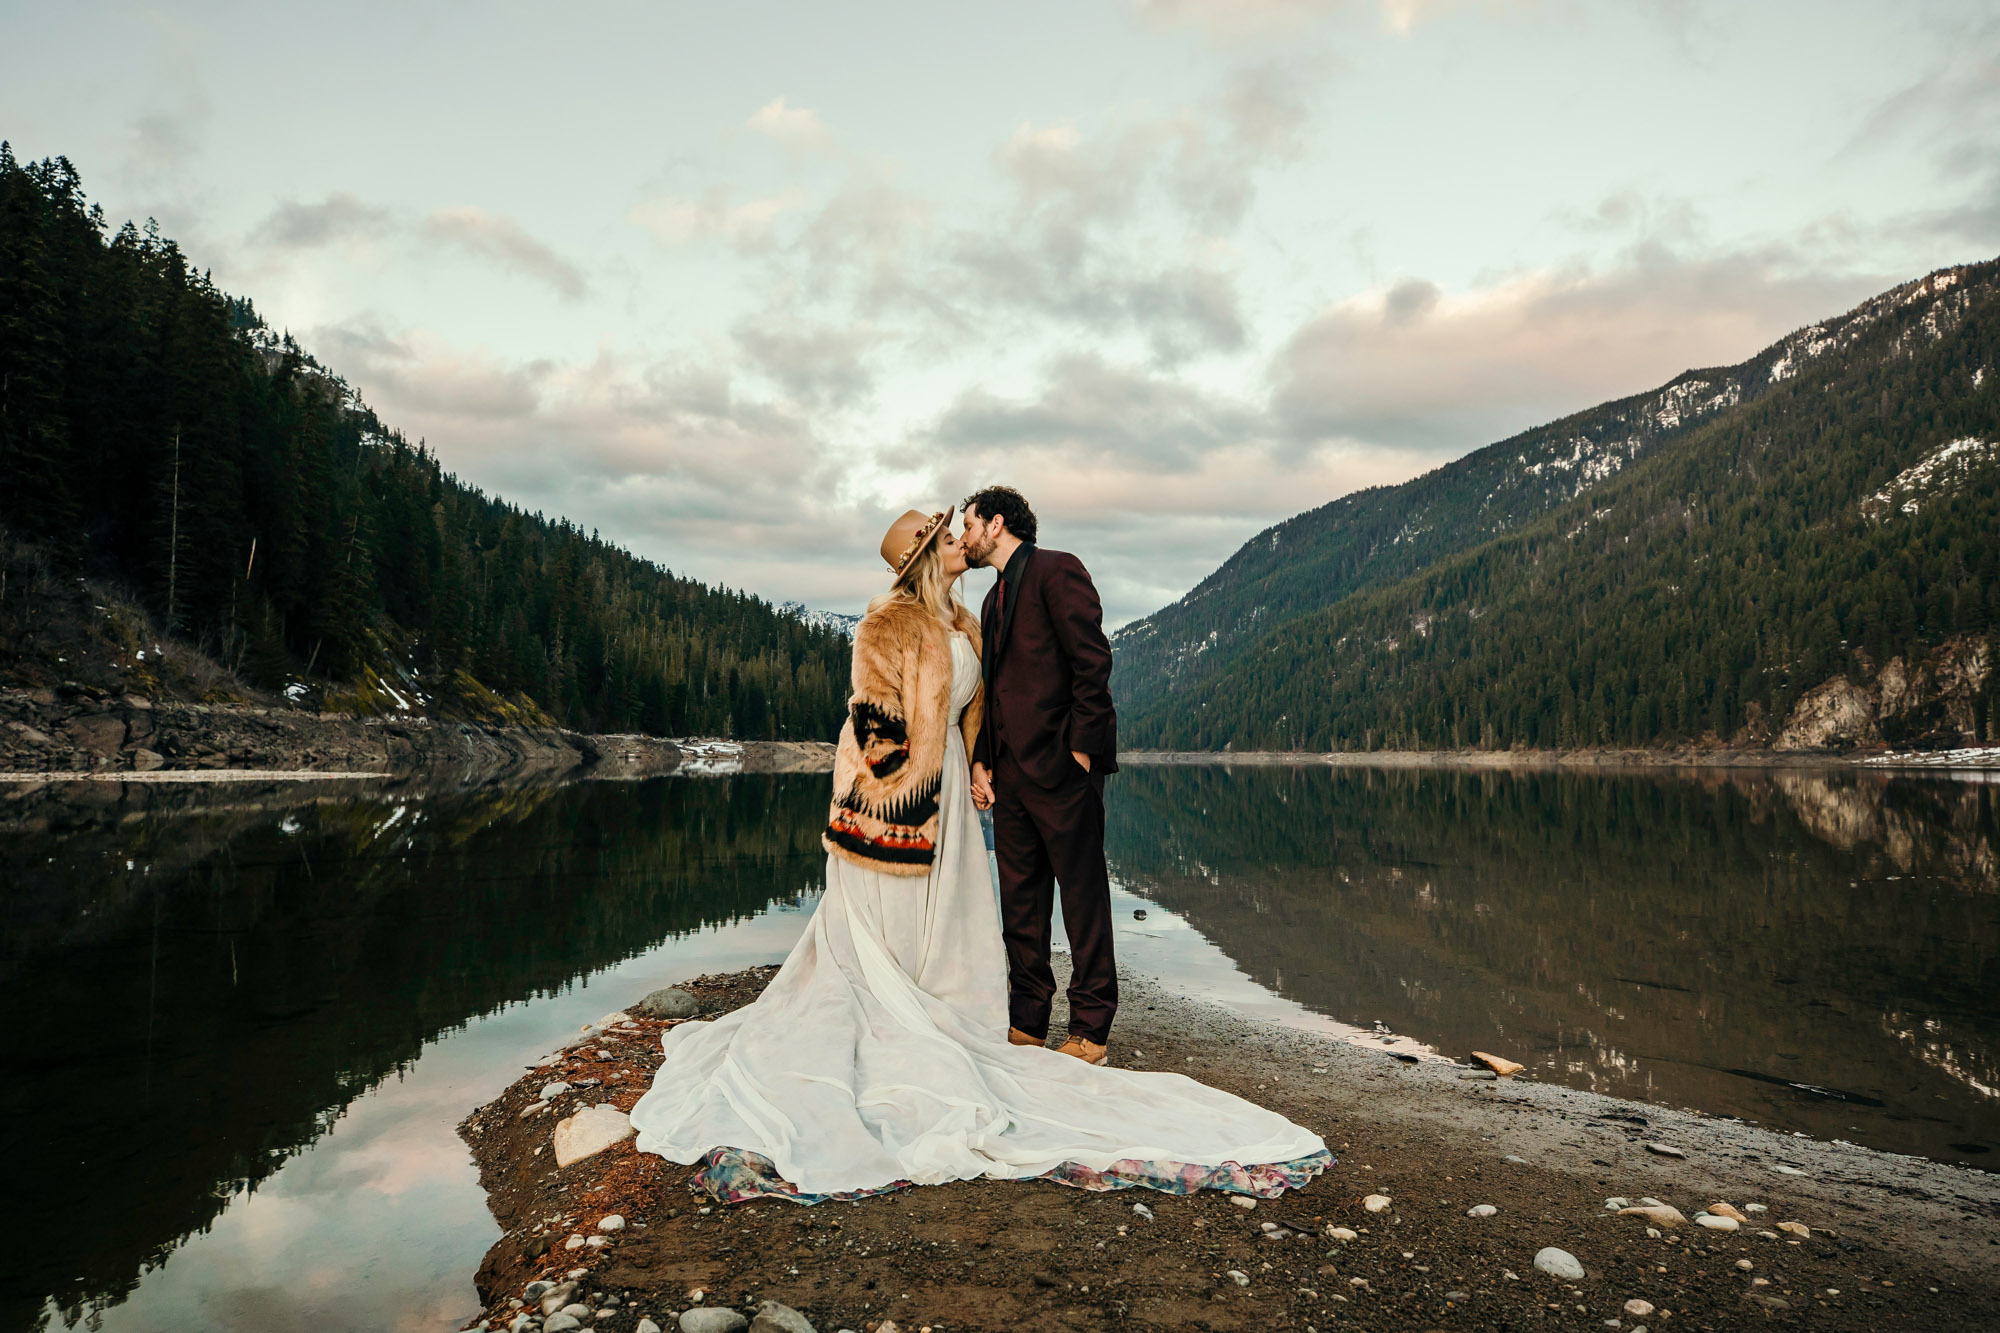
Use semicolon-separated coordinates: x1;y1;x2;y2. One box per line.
823;597;984;876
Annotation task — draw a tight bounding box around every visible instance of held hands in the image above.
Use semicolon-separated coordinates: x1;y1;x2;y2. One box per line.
970;754;1087;809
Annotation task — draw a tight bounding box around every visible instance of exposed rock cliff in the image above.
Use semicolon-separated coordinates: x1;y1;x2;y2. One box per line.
1776;636;1993;752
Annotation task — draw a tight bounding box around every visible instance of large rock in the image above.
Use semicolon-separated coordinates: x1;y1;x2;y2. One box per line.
64;713;127;758
1533;1247;1585;1281
637;987;701;1019
553;1103;634;1167
1775;677;1878;750
681;1309;750;1333
751;1300;816;1333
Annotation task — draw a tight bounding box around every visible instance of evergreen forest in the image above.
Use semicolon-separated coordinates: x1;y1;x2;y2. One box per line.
0;147;848;739
1121;259;2000;751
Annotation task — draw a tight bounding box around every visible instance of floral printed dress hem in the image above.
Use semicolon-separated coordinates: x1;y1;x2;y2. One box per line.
692;1145;1336;1206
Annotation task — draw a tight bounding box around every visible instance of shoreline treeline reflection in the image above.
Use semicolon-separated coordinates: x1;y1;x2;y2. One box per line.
1;775;828;1333
1102;765;2000;1167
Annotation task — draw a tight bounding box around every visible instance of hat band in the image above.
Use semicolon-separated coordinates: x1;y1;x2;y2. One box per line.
890;512;946;574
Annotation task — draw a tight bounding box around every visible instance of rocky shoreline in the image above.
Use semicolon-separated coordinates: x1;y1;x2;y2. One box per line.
1121;746;1907;769
0;685;833;786
13;680;1998;789
458;966;2000;1333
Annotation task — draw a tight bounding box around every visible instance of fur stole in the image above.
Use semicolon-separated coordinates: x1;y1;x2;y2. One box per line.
823;597;983;876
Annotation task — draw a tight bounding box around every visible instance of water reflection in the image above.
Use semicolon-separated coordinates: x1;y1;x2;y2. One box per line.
1102;765;2000;1166
6;763;1998;1332
1;776;829;1333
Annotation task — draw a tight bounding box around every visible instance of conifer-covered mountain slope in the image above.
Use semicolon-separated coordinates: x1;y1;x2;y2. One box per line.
0;147;848;740
1122;259;2000;752
1114;264;1995;719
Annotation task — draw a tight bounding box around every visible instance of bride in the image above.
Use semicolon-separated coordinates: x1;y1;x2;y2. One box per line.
628;508;1329;1203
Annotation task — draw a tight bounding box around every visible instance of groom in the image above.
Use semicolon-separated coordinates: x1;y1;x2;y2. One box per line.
961;486;1120;1065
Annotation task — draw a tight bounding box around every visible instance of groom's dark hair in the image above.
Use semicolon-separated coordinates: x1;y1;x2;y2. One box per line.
961;485;1037;543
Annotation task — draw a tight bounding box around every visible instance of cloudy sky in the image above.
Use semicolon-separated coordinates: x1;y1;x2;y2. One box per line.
4;1;1996;625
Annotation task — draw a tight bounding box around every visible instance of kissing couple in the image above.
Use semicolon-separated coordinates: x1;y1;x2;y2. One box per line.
629;486;1327;1204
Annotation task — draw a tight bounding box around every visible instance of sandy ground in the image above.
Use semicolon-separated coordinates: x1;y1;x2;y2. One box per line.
459;963;2000;1333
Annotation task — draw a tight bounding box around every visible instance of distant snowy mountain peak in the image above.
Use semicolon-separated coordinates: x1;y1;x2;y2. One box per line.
782;602;862;637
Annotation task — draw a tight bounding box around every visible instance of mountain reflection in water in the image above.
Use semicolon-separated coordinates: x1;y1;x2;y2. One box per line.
5;764;1997;1332
1103;765;2000;1167
1;775;829;1333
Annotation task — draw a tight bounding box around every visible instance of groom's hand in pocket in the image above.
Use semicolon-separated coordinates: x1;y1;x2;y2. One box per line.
970;762;995;810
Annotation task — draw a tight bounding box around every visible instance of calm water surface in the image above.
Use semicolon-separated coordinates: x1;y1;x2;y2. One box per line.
3;765;1995;1332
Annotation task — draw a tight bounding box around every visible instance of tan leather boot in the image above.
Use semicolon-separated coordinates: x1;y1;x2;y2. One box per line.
1056;1034;1108;1066
1008;1026;1043;1047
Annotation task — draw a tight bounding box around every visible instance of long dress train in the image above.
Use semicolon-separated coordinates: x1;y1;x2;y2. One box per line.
628;632;1328;1201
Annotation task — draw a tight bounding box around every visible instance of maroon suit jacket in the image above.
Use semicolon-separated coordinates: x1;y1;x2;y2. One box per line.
974;543;1119;787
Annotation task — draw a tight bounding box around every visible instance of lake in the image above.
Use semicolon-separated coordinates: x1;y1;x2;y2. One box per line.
4;764;1996;1332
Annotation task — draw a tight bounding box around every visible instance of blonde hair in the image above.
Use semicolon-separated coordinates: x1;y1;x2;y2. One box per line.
869;540;963;626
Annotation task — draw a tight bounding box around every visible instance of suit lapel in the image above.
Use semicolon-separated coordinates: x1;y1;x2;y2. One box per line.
996;544;1031;669
981;583;1001;687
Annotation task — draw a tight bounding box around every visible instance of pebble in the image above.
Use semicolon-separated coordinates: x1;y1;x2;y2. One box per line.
1533;1247;1586;1281
1231;1195;1257;1210
637;1322;662;1333
638;987;701;1019
508;1317;535;1333
1132;1202;1154;1221
586;1235;608;1248
1227;1269;1251;1286
680;1310;750;1333
1708;1202;1749;1223
565;1234;586;1250
1772;1164;1807;1176
749;1299;816;1333
1446;1290;1469;1302
546;1317;583;1333
1327;1226;1358;1242
1504;1155;1529;1164
1617;1204;1686;1227
1743;1202;1768;1213
561;1306;591;1318
1466;1204;1498;1217
1756;1230;1780;1240
1736;1259;1753;1270
1603;1197;1631;1210
1623;1298;1655;1317
540;1081;572;1101
526;1282;556;1301
1694;1213;1739;1232
1777;1220;1810;1237
599;1214;626;1232
1644;1142;1687;1159
1363;1194;1392;1212
1459;1070;1497;1080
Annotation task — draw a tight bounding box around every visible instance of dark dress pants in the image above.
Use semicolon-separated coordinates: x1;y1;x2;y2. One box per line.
992;749;1118;1044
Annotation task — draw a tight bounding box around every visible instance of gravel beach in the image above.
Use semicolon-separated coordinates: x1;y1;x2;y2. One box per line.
459;960;2000;1332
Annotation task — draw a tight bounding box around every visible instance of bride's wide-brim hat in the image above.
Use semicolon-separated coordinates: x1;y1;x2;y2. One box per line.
880;506;954;585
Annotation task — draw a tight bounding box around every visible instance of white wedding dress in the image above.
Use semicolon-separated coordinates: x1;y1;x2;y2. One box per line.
629;632;1326;1199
